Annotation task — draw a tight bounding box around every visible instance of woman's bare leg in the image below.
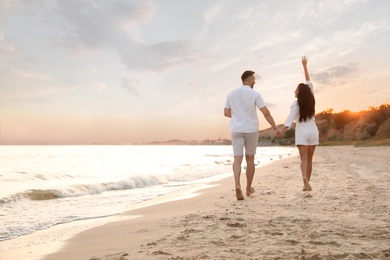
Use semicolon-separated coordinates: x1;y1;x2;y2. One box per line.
297;145;312;191
307;145;316;181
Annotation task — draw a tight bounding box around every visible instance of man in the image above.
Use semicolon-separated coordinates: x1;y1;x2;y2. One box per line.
224;70;280;200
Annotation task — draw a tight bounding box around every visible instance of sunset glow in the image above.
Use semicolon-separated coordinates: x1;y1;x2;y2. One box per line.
0;1;389;144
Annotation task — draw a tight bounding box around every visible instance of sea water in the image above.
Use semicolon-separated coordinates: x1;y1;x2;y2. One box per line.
0;145;296;242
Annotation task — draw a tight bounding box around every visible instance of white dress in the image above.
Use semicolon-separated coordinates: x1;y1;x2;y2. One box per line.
284;81;319;146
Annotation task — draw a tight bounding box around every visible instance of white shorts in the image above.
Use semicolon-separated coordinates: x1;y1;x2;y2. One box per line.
295;125;319;146
231;131;258;156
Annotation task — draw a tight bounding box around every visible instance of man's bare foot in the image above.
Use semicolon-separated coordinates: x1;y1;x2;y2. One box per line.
235;187;244;200
303;178;312;191
246;187;255;196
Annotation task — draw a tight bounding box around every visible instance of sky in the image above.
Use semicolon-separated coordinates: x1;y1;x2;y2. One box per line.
0;0;389;144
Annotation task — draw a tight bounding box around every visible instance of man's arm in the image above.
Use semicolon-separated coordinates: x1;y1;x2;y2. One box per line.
302;56;310;81
224;108;231;118
259;106;280;136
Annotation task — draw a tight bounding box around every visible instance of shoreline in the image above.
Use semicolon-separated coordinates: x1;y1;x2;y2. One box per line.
2;146;390;259
0;146;296;260
0;182;222;260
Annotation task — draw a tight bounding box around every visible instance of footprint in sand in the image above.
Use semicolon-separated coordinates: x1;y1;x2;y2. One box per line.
227;222;246;228
89;252;129;260
304;192;313;198
152;250;172;256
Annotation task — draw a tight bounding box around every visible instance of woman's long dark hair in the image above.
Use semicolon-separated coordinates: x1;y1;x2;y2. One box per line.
297;83;315;122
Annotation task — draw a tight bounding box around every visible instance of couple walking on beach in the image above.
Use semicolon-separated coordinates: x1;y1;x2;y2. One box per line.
224;56;319;200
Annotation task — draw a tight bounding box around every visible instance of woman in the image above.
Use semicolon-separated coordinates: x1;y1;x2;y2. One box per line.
280;56;319;191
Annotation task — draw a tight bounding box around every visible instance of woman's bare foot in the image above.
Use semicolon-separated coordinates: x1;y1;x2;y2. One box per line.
246;187;255;196
303;178;312;191
235;187;244;200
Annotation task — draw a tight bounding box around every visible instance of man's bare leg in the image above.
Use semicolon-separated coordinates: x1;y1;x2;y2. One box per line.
297;145;312;191
233;155;244;200
245;154;255;196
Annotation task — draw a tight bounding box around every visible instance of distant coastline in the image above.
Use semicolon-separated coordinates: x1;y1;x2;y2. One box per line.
146;139;231;146
1;104;389;147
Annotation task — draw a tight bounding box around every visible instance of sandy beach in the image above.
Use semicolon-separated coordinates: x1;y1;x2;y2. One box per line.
3;146;390;260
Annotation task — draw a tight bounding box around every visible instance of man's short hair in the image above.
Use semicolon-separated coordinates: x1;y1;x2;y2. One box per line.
241;70;255;82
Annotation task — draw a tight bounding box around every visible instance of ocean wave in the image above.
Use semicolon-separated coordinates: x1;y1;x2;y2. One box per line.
0;213;119;242
0;175;168;203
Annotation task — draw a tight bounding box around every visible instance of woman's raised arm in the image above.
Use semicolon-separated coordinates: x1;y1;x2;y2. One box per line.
302;56;310;81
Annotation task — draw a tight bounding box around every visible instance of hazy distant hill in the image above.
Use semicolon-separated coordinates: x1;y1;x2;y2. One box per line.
146;104;390;146
147;139;231;145
259;103;390;145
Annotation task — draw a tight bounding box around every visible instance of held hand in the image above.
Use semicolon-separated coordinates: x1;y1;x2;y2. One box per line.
279;127;287;138
302;56;308;66
275;129;282;138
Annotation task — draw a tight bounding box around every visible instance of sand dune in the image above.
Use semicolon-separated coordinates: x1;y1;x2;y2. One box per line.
38;146;390;259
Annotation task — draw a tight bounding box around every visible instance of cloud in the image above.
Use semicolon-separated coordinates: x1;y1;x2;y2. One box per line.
90;80;106;91
10;67;51;80
0;32;15;55
0;0;13;19
120;40;206;72
265;102;277;108
203;1;223;24
189;82;200;89
122;76;141;97
254;73;262;81
249;34;286;51
312;63;358;87
54;0;156;49
0;78;70;99
301;18;389;60
51;0;206;72
210;56;245;72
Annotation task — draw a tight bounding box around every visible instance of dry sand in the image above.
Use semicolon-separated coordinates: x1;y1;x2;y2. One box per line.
5;146;390;259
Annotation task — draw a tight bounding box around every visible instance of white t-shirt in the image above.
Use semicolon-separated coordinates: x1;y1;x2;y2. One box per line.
284;81;315;128
225;85;266;133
